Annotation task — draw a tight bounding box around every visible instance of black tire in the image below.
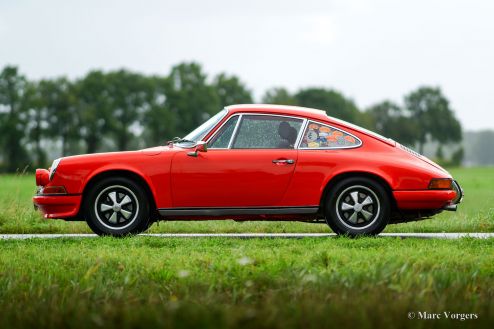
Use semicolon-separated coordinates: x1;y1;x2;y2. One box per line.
325;177;390;236
83;176;151;236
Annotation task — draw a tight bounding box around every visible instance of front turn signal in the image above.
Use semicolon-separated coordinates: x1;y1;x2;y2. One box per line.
428;178;453;190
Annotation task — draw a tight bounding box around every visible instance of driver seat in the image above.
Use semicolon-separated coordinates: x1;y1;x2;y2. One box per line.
277;122;298;149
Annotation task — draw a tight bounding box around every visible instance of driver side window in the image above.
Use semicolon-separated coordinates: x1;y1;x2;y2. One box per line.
231;115;303;149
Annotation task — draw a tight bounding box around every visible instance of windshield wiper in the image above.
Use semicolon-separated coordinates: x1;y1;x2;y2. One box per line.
167;137;196;145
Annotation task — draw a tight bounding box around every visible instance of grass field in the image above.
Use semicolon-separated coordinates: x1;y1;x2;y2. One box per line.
0;167;493;328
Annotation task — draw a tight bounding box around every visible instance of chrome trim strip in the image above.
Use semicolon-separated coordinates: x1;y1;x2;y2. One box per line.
37;192;68;196
296;119;363;150
452;180;463;204
205;112;305;150
158;206;319;217
227;114;242;149
294;118;308;148
234;112;306;121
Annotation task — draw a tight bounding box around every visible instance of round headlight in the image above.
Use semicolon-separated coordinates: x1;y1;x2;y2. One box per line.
36;169;50;186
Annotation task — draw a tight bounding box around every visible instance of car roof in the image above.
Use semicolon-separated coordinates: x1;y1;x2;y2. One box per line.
225;104;330;122
225;104;395;146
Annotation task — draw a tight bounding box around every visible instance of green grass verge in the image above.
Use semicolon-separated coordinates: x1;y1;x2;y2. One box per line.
0;167;493;233
0;167;493;328
0;237;492;328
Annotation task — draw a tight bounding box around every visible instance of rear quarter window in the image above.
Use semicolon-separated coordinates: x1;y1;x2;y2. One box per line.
299;121;362;149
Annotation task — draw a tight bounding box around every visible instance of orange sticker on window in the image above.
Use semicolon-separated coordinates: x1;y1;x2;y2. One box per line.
333;131;343;137
319;126;331;133
308;123;319;130
344;135;356;144
326;135;337;142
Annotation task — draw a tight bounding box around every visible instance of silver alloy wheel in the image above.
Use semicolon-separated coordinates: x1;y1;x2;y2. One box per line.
94;185;139;230
335;185;381;230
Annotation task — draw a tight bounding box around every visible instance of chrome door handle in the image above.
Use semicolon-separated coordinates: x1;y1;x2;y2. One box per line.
272;159;295;164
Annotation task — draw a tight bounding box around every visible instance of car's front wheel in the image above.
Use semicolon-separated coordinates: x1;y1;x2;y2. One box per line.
325;177;390;236
84;177;151;236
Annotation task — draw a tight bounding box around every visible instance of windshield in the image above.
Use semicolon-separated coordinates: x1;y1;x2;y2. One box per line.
182;109;228;142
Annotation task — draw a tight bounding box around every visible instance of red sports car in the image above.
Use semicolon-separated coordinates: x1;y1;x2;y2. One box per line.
33;104;463;236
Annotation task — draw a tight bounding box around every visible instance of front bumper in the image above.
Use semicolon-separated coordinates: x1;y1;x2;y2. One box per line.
393;180;463;211
33;194;82;219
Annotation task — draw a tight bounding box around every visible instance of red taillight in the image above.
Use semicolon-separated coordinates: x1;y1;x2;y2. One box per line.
41;186;67;195
35;169;50;186
428;178;453;190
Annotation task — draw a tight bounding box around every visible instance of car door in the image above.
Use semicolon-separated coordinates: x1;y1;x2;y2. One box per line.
170;114;305;208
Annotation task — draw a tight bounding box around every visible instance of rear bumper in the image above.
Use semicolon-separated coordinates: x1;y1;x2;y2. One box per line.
33;194;82;219
393;189;458;210
451;180;463;203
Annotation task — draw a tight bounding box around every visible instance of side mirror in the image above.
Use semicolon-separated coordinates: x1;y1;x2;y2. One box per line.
187;141;208;157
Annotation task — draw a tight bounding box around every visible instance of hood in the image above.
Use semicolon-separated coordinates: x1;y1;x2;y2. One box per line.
58;145;178;165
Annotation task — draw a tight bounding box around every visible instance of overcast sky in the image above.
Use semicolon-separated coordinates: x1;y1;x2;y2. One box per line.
1;0;493;130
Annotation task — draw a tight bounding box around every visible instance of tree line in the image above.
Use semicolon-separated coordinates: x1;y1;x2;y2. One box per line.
0;63;462;172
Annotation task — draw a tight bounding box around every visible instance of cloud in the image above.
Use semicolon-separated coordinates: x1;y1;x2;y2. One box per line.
299;15;338;46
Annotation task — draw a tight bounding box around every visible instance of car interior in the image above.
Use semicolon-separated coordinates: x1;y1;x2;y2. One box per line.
277;121;298;148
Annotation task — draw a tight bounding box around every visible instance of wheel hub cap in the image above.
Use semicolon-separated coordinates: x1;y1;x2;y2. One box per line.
335;185;381;229
94;185;139;230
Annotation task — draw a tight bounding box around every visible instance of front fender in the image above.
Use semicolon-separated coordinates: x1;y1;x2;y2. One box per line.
49;151;174;209
81;164;158;201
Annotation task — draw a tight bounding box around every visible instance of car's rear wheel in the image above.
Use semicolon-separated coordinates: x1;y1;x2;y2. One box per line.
325;177;390;236
84;177;151;236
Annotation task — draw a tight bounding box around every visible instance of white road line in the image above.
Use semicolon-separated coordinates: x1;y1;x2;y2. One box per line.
0;233;493;240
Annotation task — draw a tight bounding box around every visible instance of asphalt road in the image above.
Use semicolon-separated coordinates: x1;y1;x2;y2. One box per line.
0;233;493;240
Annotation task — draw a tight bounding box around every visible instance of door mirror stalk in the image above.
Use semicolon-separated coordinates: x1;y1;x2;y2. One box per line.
187;141;208;157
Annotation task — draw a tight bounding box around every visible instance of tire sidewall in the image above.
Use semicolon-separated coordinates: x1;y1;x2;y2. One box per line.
325;177;390;236
84;177;150;236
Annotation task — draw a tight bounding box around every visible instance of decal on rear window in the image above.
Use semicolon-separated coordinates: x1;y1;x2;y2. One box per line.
299;121;362;149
